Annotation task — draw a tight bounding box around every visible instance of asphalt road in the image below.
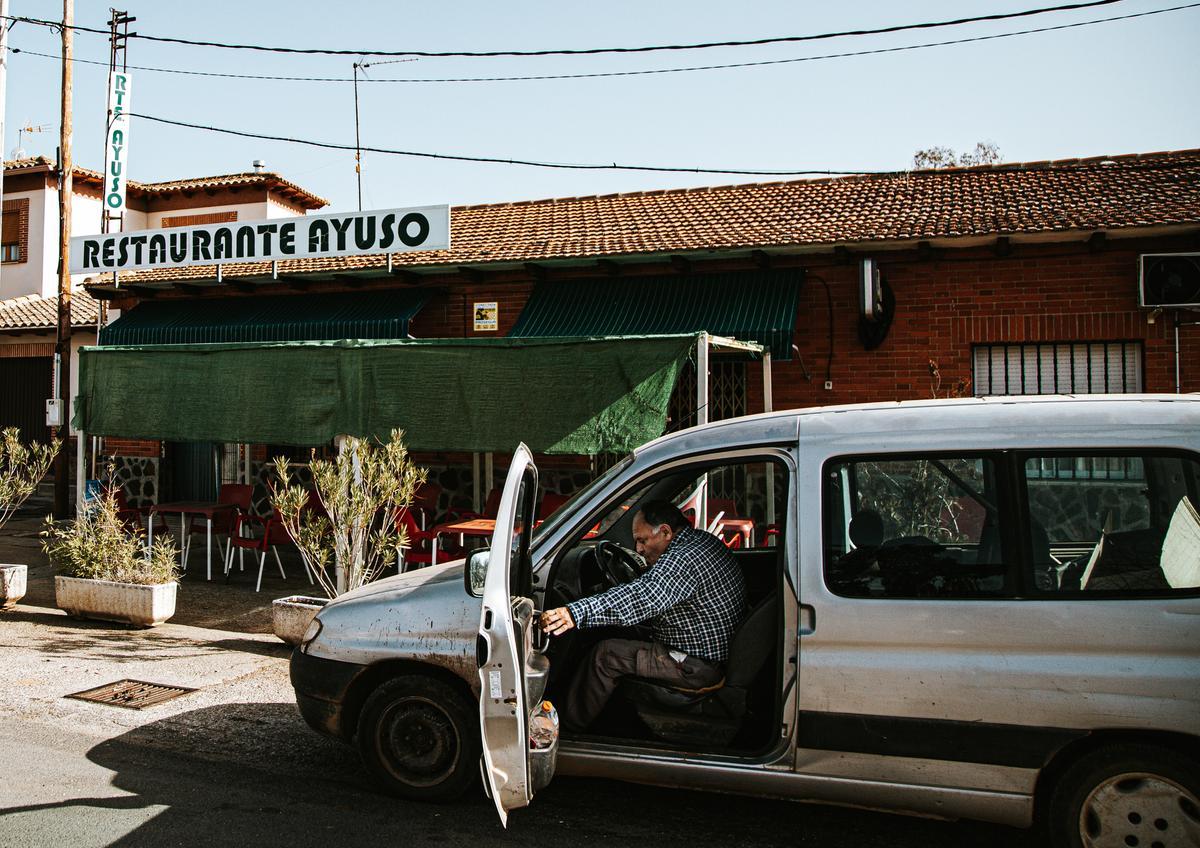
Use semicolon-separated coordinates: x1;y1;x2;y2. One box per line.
0;703;1033;848
0;544;1034;848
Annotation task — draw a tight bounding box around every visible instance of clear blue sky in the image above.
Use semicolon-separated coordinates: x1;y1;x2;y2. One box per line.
5;0;1199;212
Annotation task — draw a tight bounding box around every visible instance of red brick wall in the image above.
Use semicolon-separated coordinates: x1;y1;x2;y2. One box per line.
415;282;535;338
103;438;160;458
778;236;1199;410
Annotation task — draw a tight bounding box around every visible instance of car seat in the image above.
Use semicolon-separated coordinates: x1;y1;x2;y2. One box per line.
619;595;778;747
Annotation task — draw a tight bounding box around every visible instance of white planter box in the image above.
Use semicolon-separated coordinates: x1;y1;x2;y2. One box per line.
1;564;27;610
272;595;329;646
54;575;177;627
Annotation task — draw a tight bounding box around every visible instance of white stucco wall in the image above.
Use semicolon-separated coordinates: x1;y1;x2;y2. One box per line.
0;188;48;301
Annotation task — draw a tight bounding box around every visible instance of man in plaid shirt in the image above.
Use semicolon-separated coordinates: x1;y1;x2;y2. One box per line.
541;499;746;732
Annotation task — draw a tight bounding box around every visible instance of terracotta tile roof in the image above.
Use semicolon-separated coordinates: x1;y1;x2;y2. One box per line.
95;148;1200;286
0;292;100;331
3;155;54;170
2;158;327;209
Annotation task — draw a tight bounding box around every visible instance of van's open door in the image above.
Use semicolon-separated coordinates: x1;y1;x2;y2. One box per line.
477;443;559;826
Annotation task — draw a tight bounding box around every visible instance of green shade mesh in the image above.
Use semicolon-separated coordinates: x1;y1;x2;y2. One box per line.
74;335;696;454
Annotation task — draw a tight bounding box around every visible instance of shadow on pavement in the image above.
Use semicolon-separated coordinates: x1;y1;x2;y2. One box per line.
45;703;1035;848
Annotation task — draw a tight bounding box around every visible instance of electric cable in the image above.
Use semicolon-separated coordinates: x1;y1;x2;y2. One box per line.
9;3;1196;85
128;111;887;175
2;0;1128;58
124;109;1200;177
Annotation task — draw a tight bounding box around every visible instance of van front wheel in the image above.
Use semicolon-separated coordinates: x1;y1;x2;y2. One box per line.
1046;743;1200;848
356;675;480;802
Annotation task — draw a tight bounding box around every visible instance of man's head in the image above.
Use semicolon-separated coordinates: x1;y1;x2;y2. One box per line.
632;500;689;566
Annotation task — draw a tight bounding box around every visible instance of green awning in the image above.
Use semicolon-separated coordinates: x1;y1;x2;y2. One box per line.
73;335;695;454
509;270;802;359
99;289;432;346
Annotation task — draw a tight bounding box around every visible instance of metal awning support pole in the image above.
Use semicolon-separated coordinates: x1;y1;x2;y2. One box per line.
335;434;349;594
472;453;481;512
763;352;776;540
75;427;86;516
243;444;251;485
485;452;494;503
697;332;709;527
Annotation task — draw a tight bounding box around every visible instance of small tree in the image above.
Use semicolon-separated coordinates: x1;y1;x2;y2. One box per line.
0;427;60;532
42;468;179;584
913;141;1002;170
271;430;426;597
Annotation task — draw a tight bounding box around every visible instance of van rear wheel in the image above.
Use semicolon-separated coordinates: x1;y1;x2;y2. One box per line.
356;675;479;802
1046;743;1200;848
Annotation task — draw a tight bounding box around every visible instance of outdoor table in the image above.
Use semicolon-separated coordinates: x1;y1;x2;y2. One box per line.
430;518;496;567
148;501;238;581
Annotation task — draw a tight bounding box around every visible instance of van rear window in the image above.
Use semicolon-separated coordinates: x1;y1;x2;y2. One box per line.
823;455;1009;599
1022;452;1200;596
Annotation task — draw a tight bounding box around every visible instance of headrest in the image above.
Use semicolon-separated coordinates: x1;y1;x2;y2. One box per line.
849;509;885;549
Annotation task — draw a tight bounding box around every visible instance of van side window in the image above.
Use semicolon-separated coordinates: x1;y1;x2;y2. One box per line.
1023;453;1200;595
823;455;1009;598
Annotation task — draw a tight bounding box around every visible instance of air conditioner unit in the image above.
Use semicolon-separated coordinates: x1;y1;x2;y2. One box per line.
1139;253;1200;308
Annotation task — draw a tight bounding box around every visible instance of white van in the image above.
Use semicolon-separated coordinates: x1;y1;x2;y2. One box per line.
290;395;1200;845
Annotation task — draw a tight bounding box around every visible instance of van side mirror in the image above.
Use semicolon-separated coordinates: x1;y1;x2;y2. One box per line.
465;549;489;597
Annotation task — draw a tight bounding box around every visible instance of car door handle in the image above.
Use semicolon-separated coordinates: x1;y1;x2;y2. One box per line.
799;604;815;635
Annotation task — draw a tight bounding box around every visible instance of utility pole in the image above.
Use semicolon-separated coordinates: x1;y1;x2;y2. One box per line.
53;0;73;518
0;0;9;292
352;60;363;211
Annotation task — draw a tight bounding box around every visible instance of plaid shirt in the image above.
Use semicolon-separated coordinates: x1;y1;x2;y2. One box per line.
567;526;747;662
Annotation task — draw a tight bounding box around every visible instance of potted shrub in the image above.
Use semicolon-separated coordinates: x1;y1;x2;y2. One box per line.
0;427;59;610
42;476;180;626
269;429;425;645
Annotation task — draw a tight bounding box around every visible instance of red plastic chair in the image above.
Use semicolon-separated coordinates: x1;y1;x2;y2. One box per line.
412;481;443;529
395;507;441;572
112;487;173;538
444;487;502;524
184;483;253;568
224;508;309;592
537;492;571;520
706;498;755;548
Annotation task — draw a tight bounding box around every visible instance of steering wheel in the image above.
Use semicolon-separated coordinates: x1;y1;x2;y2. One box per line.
594;540;642;588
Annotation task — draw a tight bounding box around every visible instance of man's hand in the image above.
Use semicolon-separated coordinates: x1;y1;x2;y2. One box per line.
540;607;576;636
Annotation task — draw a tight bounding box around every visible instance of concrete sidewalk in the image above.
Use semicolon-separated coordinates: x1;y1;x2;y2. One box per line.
2;506;325;634
0;602;299;749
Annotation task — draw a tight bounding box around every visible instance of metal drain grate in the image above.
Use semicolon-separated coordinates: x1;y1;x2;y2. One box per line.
66;679;196;709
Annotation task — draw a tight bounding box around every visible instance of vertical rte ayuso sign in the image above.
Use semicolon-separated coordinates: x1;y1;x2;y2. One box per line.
103;70;131;217
70;205;451;274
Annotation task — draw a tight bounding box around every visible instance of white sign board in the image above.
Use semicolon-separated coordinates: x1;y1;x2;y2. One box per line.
70;205;450;274
102;70;131;217
473;301;498;332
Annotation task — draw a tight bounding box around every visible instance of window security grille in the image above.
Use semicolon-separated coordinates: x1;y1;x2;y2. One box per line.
973;342;1142;396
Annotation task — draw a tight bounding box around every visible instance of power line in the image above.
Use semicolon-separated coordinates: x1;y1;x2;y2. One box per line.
4;0;1128;58
127;111;1199;177
10;3;1194;85
128;111;887;175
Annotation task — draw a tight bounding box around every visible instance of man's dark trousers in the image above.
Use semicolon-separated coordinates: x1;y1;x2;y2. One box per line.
565;638;723;731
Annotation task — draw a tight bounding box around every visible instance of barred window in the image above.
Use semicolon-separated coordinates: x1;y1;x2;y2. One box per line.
973;342;1142;396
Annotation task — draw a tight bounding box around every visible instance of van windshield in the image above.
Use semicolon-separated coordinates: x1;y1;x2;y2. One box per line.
533;454;634;543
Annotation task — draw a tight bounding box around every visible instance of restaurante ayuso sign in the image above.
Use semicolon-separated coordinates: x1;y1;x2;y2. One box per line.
69;205;450;274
